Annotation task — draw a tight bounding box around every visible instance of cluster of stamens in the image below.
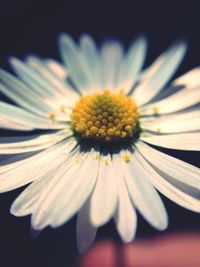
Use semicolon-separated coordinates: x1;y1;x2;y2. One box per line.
71;90;139;142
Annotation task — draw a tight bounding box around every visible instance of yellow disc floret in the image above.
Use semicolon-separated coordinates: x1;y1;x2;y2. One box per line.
71;90;139;142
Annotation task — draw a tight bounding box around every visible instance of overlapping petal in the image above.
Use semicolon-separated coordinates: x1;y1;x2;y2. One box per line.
0;34;198;253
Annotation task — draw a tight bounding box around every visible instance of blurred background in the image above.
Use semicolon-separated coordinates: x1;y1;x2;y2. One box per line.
0;0;199;266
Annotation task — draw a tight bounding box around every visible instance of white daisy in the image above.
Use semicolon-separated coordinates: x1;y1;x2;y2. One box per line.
0;34;200;253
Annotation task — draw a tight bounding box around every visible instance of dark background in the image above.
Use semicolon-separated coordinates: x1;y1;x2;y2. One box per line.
0;0;199;266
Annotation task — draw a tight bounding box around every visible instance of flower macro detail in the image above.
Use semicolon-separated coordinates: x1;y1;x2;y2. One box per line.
0;33;199;254
71;90;139;141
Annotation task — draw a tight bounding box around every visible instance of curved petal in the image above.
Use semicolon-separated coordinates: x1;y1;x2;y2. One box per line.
133;41;187;106
10;152;67;217
134;143;200;212
135;141;200;189
0;139;76;192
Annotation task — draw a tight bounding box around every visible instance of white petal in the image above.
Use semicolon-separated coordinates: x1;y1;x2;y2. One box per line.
117;35;147;93
31;148;81;229
32;150;99;229
0;139;76;192
141;132;200;151
113;155;137;243
44;59;68;80
121;151;168;230
0;130;69;154
0;153;36;174
50;150;100;228
133;41;187;106
100;41;123;90
140;86;200;115
135;141;200;189
0;117;33;131
10;57;58;98
10;151;67;216
146;68;200;105
141;110;200;133
173;67;200;88
59;33;94;92
90;154;117;227
0;69;52;117
79;34;101;90
76;200;97;254
0;101;65;130
134;144;200;212
25;56;79;104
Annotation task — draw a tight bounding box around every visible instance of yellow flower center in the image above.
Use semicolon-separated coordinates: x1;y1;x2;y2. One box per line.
71;90;139;142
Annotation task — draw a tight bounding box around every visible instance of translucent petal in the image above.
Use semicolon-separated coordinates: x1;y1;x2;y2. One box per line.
76;200;97;254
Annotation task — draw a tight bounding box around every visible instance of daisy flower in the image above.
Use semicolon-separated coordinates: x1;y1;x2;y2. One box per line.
0;34;200;253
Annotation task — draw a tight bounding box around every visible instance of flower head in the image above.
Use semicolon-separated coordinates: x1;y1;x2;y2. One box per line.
71;90;139;141
0;34;200;253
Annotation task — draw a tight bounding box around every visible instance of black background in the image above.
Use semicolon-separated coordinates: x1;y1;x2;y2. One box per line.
0;0;199;266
